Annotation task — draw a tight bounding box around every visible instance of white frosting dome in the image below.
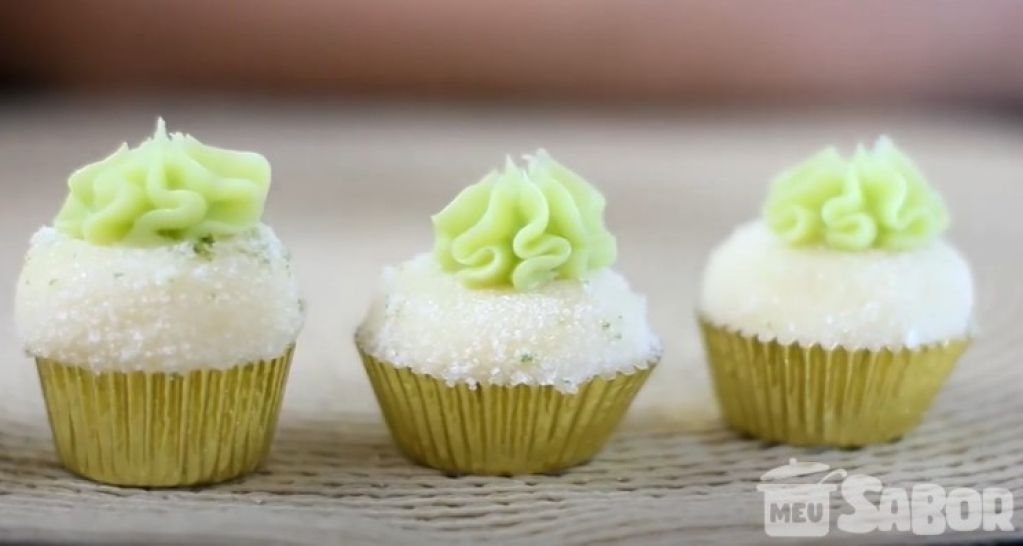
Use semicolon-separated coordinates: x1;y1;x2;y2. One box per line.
356;254;660;392
15;224;304;372
698;221;974;350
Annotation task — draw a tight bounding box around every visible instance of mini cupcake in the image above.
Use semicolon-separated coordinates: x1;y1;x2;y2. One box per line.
14;119;305;487
355;151;661;475
698;136;973;447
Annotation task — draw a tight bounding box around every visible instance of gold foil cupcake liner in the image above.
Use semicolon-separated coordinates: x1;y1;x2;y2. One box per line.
36;346;295;488
699;318;969;447
358;348;655;476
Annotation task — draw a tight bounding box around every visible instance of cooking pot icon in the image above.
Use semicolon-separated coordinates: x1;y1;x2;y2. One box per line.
758;458;848;537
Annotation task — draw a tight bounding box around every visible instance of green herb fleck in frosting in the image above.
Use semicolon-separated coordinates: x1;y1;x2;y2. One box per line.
763;136;949;252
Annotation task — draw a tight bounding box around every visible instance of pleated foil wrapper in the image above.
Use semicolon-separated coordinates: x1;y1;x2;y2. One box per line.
358;348;655;476
35;346;295;488
699;318;970;447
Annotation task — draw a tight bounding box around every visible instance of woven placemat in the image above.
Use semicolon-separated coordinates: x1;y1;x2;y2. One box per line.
1;102;1021;545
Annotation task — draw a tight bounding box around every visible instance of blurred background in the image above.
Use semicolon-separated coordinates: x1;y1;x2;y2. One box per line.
3;0;1023;107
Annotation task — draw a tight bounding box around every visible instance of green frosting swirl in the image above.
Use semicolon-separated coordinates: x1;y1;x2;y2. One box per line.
54;118;271;246
432;151;617;290
763;136;949;251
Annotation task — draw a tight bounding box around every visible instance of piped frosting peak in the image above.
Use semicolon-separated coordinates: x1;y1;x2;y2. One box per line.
432;150;617;290
55;118;271;247
763;136;948;252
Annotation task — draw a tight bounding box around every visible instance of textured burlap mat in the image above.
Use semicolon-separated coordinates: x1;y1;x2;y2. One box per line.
1;101;1021;545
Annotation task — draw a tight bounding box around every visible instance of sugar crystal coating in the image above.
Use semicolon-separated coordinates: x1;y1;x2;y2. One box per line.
356;254;660;393
699;221;974;350
15;224;304;372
